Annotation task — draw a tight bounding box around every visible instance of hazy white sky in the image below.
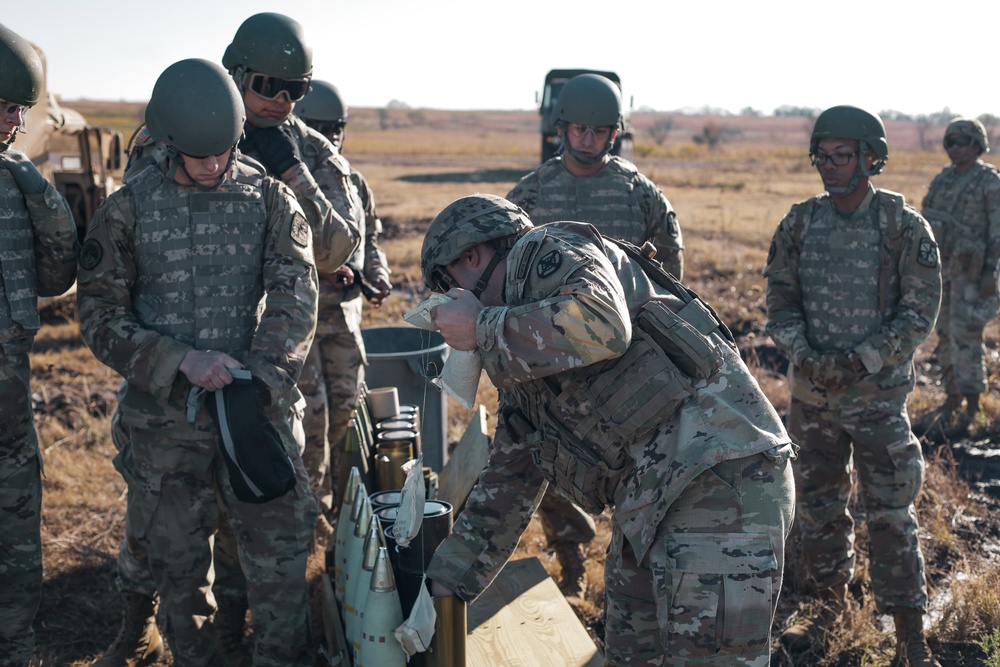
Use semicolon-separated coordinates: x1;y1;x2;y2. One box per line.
5;0;998;117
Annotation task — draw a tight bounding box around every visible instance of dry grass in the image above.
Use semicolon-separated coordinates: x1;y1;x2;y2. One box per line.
29;109;1000;666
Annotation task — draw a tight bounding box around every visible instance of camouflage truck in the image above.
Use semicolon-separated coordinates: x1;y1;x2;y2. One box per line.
23;45;123;242
536;68;634;163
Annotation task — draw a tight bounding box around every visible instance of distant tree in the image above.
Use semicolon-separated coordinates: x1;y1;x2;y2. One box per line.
774;105;821;118
740;106;762;117
879;109;913;122
407;110;426;126
387;99;410;109
648;115;675;146
377;108;390;130
929;107;953;125
915;114;936;151
692;122;742;149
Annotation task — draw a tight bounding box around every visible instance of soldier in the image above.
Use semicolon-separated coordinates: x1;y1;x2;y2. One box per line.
0;23;78;667
920;117;1000;433
422;194;795;665
505;72;685;592
77;59;334;667
295;80;392;507
223;13;365;512
763;106;941;666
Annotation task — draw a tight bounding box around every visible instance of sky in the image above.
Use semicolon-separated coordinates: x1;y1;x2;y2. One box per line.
5;0;998;118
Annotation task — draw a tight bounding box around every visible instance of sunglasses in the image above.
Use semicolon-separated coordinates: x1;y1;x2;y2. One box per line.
243;72;311;102
945;135;973;148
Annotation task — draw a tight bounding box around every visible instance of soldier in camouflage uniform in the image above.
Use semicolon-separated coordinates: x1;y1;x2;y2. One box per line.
222;13;365;511
421;194;795;666
506;73;685;591
295;80;392;508
0;24;78;667
763;106;942;666
77;59;339;667
920;117;1000;432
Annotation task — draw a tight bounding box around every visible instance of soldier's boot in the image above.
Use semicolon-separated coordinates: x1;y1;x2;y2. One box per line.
91;591;164;667
889;609;941;667
778;583;847;654
553;541;587;597
215;596;252;667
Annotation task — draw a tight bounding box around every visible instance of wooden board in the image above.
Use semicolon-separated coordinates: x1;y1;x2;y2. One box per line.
466;557;603;667
435;405;490;511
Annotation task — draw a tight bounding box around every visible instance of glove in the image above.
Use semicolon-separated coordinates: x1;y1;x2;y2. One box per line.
0;149;47;194
240;126;300;176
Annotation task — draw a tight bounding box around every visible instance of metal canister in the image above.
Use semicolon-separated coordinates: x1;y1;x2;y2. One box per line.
425;595;467;667
374;432;415;491
369;489;402;513
396;500;454;576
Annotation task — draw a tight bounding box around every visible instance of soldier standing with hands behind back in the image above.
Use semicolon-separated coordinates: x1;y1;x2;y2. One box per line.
0;23;78;667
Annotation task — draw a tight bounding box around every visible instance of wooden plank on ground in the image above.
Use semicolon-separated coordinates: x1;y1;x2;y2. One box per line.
466;557;603;667
435;404;490;511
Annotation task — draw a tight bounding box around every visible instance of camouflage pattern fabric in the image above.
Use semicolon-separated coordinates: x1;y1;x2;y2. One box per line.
0;154;77;667
506;155;684;278
922;160;1000;394
764;187;940;613
426;222;793;658
76;150;319;667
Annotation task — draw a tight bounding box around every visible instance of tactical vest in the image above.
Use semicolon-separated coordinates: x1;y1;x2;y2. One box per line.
0;172;40;337
922;162;999;278
528;158;648;244
127;161;268;354
502;233;735;515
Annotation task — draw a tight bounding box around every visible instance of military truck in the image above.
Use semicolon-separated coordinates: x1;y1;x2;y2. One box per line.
23;45;123;242
536;68;634;163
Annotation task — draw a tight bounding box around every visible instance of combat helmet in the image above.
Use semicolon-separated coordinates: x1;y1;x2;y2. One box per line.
554;73;622;128
296;80;347;123
421;194;533;296
810;105;887;193
0;24;43;107
944;117;989;154
145;59;245;158
222;13;312;80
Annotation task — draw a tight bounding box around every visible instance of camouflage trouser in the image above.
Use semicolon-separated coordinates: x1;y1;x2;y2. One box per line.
113;416;317;667
604;449;795;666
537;485;597;544
787;397;928;612
935;276;1000;395
0;353;42;667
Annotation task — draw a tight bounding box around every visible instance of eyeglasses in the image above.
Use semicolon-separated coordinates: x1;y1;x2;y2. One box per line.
810;151;858;167
566;123;613;141
1;100;29;117
428;265;457;293
945;135;973;148
312;120;346;136
242;72;311;102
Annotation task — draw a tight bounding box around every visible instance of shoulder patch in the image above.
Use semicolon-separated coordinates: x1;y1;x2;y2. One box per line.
537;249;562;278
79;238;103;271
515;241;539;281
917;237;938;268
290;212;310;247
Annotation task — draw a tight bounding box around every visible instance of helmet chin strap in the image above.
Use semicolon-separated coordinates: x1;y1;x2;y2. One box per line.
561;124;614;166
822;142;885;195
232;66;287;129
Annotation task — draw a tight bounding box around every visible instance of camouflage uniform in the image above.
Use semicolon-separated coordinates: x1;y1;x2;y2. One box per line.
427;222;795;665
76;147;322;667
242;115;366;502
0;148;77;667
921;159;1000;396
763;186;941;611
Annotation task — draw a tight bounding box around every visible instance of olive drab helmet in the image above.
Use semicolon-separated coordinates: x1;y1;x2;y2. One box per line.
553;73;622;165
0;24;42;107
810;105;887;194
296;80;347;123
145;59;245;158
944;117;989;154
222;13;312;80
421;194;533;296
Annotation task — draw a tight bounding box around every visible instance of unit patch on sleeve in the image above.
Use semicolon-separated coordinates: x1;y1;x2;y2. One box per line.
917;237;938;268
79;238;104;271
537;249;562;278
290;212;310;248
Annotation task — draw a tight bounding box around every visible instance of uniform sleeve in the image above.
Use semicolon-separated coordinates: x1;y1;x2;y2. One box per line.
246;180;319;395
505;171;539;217
353;170;391;283
476;233;632;389
636;173;684;279
763;211;813;366
26;181;78;296
425;412;546;602
76;191;191;400
853;211;941;373
981;168;1000;281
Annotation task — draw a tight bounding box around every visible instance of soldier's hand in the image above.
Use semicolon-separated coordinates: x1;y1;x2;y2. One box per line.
813;352;864;391
429;579;456;597
367;277;392;308
431;288;482;351
179;350;245;391
0;149;47;195
241;126;301;177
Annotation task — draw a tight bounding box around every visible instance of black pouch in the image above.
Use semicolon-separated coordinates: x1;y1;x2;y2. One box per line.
206;369;296;504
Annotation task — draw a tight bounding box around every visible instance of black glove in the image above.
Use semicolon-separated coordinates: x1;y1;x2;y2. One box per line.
0;149;47;195
241;125;300;176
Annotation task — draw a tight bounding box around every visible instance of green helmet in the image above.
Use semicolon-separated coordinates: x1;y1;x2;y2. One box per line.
145;59;245;158
945;117;989;153
0;24;43;106
222;13;312;79
811;105;888;160
421;194;533;292
555;73;622;127
296;80;347;123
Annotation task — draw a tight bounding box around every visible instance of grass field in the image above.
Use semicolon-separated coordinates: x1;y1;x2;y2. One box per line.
28;105;1000;666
